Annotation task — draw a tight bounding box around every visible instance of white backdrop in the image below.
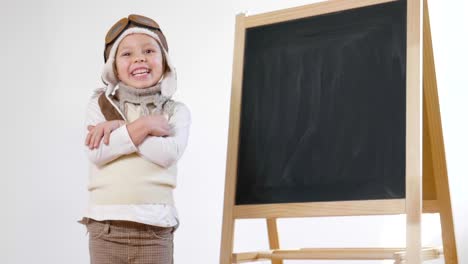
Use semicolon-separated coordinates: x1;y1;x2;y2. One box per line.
1;0;466;263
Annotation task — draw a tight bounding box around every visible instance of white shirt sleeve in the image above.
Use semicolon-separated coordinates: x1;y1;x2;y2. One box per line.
84;95;138;167
137;103;191;168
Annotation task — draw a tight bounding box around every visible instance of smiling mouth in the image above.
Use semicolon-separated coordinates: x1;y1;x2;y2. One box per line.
131;68;151;77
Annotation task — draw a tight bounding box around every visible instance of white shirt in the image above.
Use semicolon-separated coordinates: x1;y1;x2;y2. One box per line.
82;93;190;227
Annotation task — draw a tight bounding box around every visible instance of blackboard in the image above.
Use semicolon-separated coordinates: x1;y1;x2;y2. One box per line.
235;0;407;205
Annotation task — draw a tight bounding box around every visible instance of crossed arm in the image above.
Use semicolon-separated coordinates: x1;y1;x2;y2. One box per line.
84;96;191;168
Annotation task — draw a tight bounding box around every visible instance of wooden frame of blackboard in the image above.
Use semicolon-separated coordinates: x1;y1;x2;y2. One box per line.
220;0;458;263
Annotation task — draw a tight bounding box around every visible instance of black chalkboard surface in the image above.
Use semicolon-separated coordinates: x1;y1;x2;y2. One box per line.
235;0;407;205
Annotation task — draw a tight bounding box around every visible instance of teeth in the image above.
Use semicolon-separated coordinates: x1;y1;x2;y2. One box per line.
132;69;149;75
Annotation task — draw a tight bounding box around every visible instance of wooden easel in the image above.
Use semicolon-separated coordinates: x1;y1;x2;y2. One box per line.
219;0;458;263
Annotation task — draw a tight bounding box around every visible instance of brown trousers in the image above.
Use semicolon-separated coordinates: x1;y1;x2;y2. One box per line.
84;219;175;264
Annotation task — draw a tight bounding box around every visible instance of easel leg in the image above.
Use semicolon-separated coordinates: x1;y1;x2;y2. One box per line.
406;0;423;263
220;12;247;264
220;217;236;264
266;218;282;264
423;0;459;262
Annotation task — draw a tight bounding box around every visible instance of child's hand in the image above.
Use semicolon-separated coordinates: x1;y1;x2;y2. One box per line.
85;120;126;149
143;114;172;137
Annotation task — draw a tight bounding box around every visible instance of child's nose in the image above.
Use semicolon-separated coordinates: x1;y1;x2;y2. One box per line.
133;54;146;63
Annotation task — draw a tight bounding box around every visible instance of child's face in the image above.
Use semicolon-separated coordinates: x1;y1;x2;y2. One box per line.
115;34;164;89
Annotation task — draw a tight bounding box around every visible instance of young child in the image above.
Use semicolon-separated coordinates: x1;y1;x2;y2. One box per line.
80;14;190;264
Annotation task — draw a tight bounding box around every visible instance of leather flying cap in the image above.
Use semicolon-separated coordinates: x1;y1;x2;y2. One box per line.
104;14;168;62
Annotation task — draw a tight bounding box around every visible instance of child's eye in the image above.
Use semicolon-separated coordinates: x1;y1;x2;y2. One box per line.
121;52;130;56
145;49;155;54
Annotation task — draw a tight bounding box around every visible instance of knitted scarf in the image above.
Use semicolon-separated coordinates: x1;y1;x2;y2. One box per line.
98;82;175;121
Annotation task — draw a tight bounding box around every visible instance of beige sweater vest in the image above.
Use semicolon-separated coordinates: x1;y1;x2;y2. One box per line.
88;103;176;205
